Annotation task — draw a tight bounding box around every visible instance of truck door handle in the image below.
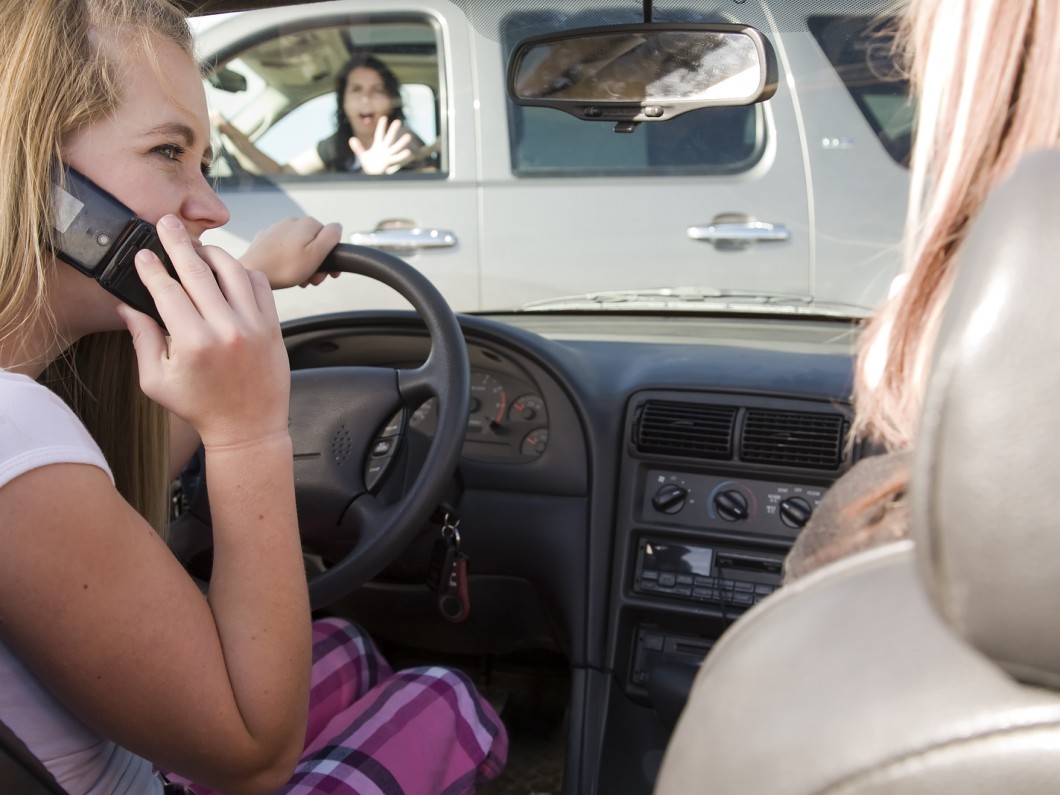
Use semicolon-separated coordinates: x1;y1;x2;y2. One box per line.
687;215;790;252
349;219;458;252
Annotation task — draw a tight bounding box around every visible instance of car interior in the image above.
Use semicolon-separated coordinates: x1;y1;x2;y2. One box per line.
655;148;1060;795
3;1;1056;795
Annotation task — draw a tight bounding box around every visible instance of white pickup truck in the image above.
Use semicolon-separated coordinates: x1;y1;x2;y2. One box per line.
195;0;910;319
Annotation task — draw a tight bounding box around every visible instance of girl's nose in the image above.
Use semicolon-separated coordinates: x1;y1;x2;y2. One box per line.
183;173;231;233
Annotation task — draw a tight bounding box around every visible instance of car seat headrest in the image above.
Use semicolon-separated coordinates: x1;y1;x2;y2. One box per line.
911;147;1060;689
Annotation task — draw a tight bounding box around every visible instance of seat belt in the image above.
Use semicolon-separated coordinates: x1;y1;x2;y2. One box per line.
0;717;67;794
0;718;194;795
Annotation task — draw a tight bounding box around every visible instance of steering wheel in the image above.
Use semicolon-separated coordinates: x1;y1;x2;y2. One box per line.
169;243;470;610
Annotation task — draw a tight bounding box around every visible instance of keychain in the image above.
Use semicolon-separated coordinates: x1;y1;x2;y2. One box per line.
425;512;471;623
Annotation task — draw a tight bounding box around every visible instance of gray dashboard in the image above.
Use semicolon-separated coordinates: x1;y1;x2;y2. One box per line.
281;308;863;794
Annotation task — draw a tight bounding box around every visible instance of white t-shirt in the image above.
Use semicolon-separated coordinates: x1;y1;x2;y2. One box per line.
0;369;162;794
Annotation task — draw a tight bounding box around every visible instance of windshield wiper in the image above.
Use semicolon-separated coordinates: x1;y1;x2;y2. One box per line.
518;287;872;317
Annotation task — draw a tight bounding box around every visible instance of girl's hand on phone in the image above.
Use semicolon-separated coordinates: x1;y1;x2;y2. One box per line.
119;214;290;450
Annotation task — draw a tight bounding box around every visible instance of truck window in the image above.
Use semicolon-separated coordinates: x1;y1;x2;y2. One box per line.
510;104;762;176
808;15;913;167
500;8;764;177
203;15;445;180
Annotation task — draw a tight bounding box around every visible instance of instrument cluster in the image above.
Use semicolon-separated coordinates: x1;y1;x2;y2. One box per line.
410;369;550;461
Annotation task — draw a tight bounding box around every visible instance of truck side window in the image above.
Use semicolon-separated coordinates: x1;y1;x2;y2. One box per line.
808;15;913;168
510;104;762;176
501;10;764;177
202;15;445;180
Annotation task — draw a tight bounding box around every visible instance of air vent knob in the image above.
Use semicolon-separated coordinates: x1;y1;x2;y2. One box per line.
652;484;689;514
714;490;749;522
779;496;813;529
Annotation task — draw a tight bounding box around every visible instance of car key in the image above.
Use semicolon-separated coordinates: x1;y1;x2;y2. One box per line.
438;552;470;623
426;513;460;593
426;513;471;623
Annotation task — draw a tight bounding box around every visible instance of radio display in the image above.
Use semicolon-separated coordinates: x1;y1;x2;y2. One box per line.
642;541;714;577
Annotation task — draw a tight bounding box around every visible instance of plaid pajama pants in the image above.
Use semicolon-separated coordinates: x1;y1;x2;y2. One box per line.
172;617;508;794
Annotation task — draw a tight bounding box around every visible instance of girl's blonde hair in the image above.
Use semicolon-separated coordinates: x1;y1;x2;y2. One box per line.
853;0;1060;449
0;0;193;533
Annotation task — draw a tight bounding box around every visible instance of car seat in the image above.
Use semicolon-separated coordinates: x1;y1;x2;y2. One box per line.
652;147;1060;794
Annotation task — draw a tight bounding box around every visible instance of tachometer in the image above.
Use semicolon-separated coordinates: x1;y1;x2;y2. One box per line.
467;373;507;435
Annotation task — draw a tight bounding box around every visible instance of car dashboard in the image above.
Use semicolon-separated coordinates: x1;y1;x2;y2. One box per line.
281;308;864;795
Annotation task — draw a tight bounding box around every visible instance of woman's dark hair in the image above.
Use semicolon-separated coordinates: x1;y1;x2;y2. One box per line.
330;51;405;171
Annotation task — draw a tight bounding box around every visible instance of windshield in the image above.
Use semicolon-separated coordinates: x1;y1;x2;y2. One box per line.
192;0;911;321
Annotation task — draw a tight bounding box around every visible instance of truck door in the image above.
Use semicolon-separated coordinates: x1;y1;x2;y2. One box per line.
195;0;481;319
473;3;814;310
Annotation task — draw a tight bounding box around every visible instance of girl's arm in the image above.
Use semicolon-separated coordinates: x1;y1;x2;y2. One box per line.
0;217;313;795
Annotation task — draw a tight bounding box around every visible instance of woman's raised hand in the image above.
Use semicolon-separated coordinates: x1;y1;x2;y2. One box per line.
349;117;414;175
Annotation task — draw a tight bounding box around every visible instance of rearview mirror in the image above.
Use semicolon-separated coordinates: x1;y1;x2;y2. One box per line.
508;24;777;124
209;66;248;93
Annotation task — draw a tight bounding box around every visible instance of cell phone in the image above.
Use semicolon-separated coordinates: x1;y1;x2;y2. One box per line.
51;164;177;327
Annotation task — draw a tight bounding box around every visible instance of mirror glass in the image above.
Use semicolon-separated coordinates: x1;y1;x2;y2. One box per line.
512;30;763;105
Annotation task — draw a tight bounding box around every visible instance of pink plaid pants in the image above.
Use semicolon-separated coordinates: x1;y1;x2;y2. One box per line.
171;617;507;794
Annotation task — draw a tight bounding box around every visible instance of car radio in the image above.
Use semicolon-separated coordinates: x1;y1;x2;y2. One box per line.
633;536;784;609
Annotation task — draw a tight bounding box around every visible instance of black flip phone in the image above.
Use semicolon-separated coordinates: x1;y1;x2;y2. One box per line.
51;164;177;327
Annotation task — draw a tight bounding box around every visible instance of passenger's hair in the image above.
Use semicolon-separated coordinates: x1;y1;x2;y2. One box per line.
0;0;192;533
332;51;406;171
852;0;1060;449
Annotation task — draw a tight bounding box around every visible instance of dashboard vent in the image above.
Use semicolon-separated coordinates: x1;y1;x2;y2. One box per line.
741;409;845;470
635;401;736;459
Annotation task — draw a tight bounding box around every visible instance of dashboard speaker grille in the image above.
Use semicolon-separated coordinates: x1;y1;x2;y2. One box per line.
741;409;845;469
634;401;736;459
